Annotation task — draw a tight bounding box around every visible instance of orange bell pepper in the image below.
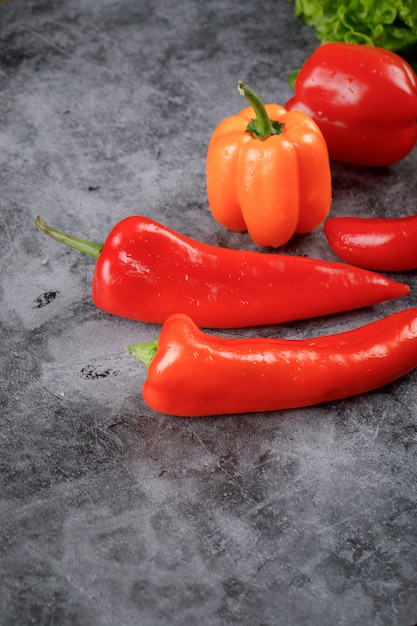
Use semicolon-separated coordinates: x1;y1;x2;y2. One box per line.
206;82;332;247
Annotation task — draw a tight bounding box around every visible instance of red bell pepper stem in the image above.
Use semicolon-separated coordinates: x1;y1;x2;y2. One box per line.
238;81;284;138
127;310;417;417
35;216;103;259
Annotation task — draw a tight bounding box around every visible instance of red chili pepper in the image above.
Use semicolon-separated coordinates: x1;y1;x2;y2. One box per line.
35;215;409;328
127;309;417;417
324;214;417;272
286;42;417;167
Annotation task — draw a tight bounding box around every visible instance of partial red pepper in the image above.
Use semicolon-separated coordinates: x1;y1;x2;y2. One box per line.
286;43;417;167
206;82;331;247
35;215;409;328
324;214;417;272
127;309;417;417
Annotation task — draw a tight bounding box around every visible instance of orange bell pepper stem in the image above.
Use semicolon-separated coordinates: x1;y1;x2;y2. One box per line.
237;81;283;138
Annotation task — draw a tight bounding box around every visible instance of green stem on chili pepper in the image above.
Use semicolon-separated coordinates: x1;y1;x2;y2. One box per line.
126;339;158;369
35;215;103;259
238;81;284;138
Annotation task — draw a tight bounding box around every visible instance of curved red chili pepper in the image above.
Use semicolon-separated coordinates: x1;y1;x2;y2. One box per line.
35;215;409;328
324;214;417;272
127;309;417;417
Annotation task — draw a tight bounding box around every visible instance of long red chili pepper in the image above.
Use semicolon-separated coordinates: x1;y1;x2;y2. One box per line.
35;215;409;328
324;214;417;272
127;309;417;417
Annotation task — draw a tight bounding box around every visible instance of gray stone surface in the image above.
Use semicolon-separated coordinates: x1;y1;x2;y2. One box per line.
1;1;417;625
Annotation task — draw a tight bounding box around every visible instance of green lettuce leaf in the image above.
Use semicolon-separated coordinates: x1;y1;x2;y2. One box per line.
291;0;417;54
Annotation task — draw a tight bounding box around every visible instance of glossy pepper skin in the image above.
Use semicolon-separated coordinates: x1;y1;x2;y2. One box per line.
128;309;417;417
35;215;409;329
324;214;417;272
286;43;417;167
206;82;332;247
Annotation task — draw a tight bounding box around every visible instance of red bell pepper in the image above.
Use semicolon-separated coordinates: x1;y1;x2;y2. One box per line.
35;215;409;328
127;309;417;417
324;214;417;271
286;42;417;167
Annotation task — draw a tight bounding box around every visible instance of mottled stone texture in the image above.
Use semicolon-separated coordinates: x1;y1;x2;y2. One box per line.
1;1;417;625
